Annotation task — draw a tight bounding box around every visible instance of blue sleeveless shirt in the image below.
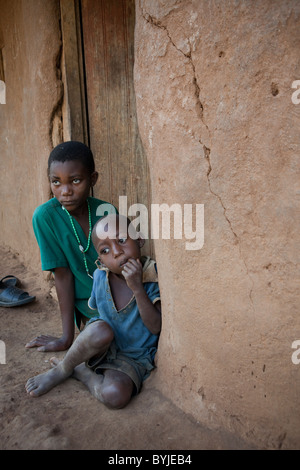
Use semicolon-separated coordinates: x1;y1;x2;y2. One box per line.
88;257;160;369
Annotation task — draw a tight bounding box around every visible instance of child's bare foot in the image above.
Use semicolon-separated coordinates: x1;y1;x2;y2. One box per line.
50;357;60;367
25;357;71;397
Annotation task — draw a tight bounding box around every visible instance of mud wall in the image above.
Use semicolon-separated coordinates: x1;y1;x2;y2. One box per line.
0;0;61;266
0;0;299;450
134;0;300;449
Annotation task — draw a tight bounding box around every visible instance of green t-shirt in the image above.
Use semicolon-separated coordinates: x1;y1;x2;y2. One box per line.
32;196;117;319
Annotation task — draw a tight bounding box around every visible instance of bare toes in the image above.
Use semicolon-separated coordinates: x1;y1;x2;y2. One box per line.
50;356;60;367
25;378;37;393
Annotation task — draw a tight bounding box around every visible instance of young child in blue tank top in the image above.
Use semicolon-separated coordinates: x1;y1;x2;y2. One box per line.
26;214;161;408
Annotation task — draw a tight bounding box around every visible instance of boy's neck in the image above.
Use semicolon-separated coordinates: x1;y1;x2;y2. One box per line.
68;200;89;219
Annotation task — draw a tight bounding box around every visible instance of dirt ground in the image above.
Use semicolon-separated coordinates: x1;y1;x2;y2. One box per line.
0;247;254;451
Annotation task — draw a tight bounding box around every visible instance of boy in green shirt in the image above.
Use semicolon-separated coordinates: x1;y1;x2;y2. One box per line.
26;141;116;352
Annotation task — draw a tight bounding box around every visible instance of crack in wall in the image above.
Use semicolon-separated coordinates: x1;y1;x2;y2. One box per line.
141;7;255;311
141;9;205;124
49;35;64;147
204;145;255;308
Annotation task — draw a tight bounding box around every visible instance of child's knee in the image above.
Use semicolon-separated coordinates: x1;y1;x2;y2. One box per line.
86;320;114;349
101;383;132;409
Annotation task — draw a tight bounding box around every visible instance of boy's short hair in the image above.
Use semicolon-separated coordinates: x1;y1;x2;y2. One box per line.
92;214;131;244
91;214;147;250
48;141;95;174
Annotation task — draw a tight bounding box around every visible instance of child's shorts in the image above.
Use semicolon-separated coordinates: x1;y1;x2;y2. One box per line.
85;318;150;395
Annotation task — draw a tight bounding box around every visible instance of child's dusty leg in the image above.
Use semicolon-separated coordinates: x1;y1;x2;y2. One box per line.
25;321;113;397
73;364;134;409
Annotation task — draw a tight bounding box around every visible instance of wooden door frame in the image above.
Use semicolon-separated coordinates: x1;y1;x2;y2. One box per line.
60;0;154;258
60;0;88;144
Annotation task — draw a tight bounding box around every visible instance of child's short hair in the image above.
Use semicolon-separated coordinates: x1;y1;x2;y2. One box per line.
48;141;95;174
92;214;130;240
92;214;142;248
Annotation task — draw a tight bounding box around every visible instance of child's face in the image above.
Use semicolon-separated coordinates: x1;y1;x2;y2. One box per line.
49;160;98;213
94;216;143;276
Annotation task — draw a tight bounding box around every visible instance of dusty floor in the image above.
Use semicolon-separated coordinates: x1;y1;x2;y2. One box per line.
0;247;254;451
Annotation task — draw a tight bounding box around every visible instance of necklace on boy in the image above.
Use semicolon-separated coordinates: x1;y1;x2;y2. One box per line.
62;200;93;279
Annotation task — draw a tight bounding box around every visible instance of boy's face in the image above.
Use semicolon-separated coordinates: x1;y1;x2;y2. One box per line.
49;160;98;213
94;215;143;276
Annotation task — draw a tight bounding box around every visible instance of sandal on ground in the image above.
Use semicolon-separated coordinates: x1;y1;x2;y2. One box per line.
0;280;35;307
0;275;20;287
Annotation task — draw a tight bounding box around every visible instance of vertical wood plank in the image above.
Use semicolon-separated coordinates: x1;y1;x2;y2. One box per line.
81;0;153;257
60;0;88;143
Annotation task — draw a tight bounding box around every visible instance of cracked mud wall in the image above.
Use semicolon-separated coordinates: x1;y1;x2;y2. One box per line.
135;0;300;448
0;0;62;265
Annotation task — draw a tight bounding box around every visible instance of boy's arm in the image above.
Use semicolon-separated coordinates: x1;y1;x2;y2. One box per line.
25;267;75;352
53;267;76;349
122;259;161;335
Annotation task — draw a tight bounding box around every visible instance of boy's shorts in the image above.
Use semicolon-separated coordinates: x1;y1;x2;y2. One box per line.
85;318;150;395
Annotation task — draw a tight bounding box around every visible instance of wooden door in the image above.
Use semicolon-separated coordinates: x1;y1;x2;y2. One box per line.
81;0;153;256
